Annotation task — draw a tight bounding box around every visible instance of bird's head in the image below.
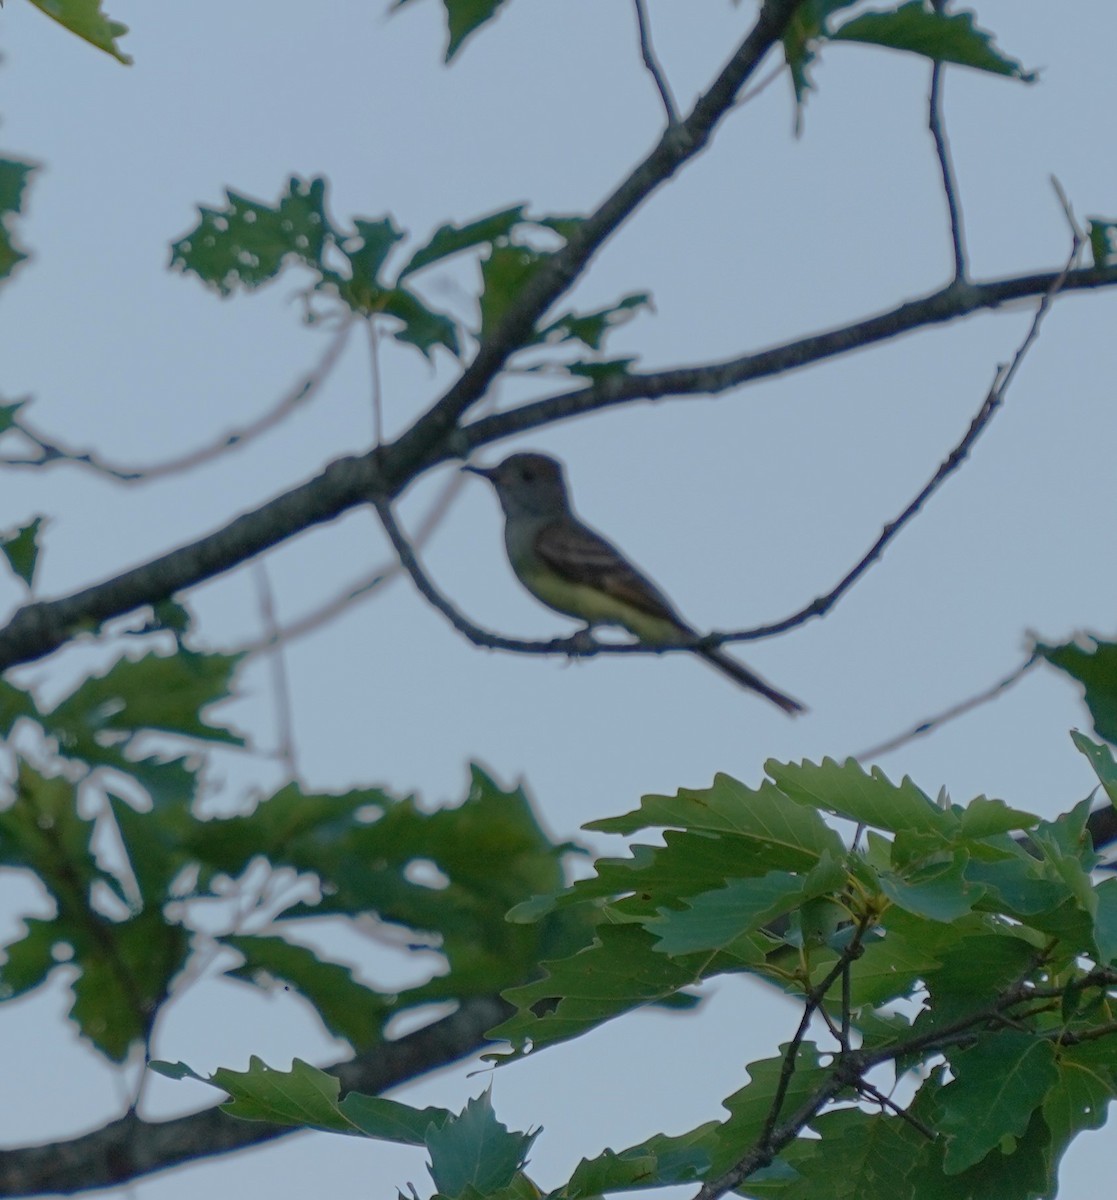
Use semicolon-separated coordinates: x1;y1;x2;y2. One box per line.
464;452;570;518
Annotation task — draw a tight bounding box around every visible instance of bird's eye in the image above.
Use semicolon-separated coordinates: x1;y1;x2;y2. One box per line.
521;468;534;482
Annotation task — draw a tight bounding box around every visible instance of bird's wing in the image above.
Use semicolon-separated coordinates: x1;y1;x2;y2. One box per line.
534;518;683;625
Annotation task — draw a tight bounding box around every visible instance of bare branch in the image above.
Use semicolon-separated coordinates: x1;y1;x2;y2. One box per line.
238;469;469;659
761;918;870;1143
0;996;510;1197
372;494;557;653
632;0;678;125
928;1;967;280
0;450;389;674
252;563;298;779
684;228;1085;648
391;0;806;467
367;317;385;447
435;238;1085;666
463;265;1117;449
857;1079;935;1140
855;653;1039;761
0;256;1109;678
1;320;352;482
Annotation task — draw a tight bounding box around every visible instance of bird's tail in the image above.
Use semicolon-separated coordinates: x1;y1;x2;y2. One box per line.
694;646;805;715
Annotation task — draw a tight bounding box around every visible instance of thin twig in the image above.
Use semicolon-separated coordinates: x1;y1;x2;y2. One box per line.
858;1079;935;1140
462;265;1117;449
716;228;1085;647
759;917;870;1145
632;0;678;124
855;652;1039;760
698;919;871;1200
367;317;385;447
734;60;785;108
928;1;966;280
393;0;803;463
375;223;1077;667
1;320;352;481
2;256;1113;679
252;562;298;780
238;468;469;658
1051;175;1087;246
373;494;522;649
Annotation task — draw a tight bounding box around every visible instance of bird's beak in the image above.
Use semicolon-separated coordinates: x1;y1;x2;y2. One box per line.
461;462;495;479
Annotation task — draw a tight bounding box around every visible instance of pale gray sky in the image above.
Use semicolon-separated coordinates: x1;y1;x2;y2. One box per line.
1;1;1116;1196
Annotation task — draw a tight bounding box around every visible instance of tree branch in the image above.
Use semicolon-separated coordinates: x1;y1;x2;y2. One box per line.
0;995;510;1197
0;320;352;482
632;0;678;124
463;265;1117;448
928;1;967;280
388;0;806;471
0;259;1110;678
388;243;1080;665
855;652;1039;760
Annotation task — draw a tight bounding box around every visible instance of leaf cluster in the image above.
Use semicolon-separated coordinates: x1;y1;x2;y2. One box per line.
0;644;576;1061
177;748;1117;1200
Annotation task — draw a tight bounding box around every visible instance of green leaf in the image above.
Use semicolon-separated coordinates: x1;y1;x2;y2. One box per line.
565;357;638;382
560;1135;709;1197
825;929;940;1009
0;398;27;438
511;825;818;925
703;1044;833;1177
767;757;952;836
426;1089;537;1199
394;0;511;62
68;911;188;1059
0;517;44;587
957;795;1037;839
782;1;860;120
590;772;846;868
341;1093;454;1144
345;216;405;285
0;917;61;1000
0;159;36;283
1036;637;1117;744
105;789;190;904
489;923;749;1059
187;766;566;1009
398;206;525;278
919;933;1036;1029
1091;877;1117;964
759;1108;924;1200
1040;1045;1117;1195
44;648;244;768
225;934;392;1048
153;1057;361;1132
378;286;460;358
478;243;548;343
1071;730;1117;806
1088;218;1117;267
906;1081;1053;1200
0;760;100;890
651;854;847;957
26;0;131;63
964;852;1070;919
0;679;38;739
832;3;1035;81
149;598;192;638
938;1031;1058;1174
880;853;983;922
171;177;331;295
541;292;651;351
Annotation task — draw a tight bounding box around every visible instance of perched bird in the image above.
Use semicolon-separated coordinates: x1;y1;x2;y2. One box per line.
465;452;804;714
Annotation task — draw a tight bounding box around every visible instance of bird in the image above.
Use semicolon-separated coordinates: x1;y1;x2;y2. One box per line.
465;451;804;714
